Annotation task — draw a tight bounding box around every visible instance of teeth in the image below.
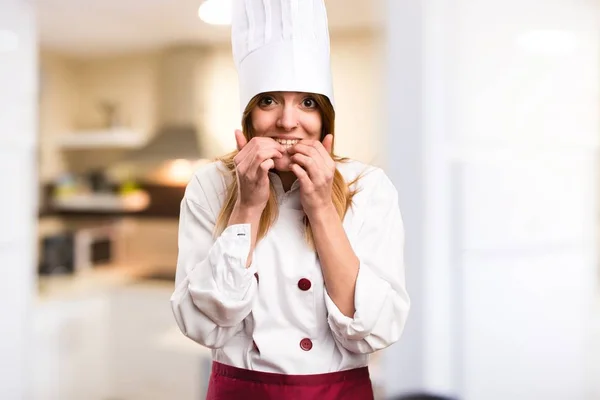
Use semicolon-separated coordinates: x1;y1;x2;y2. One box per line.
274;138;299;148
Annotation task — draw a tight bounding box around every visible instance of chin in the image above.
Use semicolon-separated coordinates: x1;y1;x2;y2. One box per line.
273;156;292;172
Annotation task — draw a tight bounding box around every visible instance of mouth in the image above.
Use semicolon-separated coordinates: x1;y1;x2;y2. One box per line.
272;138;300;149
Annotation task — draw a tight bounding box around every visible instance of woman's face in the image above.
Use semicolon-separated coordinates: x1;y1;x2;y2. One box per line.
250;91;323;172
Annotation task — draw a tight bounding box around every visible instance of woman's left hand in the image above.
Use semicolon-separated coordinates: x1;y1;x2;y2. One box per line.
287;134;336;219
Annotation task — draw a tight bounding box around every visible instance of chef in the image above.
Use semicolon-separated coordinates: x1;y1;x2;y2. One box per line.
170;0;410;398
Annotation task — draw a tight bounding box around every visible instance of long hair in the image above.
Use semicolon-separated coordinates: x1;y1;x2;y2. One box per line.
214;92;360;248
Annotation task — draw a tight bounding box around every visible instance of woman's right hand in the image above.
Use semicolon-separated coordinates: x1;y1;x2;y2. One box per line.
233;129;284;213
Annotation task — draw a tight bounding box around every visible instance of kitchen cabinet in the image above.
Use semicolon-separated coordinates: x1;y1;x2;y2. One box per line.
107;282;207;400
31;295;111;400
32;276;210;400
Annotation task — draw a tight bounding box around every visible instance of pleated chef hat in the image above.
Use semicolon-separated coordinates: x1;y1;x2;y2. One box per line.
231;0;335;114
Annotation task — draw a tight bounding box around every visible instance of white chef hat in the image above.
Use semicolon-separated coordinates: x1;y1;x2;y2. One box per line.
231;0;335;114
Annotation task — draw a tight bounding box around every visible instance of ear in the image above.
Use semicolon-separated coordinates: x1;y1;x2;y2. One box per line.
235;129;248;151
322;134;333;154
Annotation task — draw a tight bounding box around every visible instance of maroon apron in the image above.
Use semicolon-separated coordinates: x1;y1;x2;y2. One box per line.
206;361;374;400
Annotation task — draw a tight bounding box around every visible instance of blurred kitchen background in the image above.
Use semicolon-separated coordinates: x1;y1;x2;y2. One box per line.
2;0;600;399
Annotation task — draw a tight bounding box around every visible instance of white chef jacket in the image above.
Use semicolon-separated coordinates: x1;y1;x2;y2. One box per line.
170;159;410;374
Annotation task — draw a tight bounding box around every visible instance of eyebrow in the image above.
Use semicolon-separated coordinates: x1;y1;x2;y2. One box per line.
265;92;311;102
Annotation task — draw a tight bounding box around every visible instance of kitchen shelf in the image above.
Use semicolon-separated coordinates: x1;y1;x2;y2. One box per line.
51;192;150;213
39;182;184;219
56;128;147;150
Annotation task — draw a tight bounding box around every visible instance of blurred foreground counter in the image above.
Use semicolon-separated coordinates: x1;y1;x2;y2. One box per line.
35;263;160;302
31;264;212;400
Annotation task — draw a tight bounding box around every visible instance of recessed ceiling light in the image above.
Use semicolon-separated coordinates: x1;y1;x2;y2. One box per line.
516;30;578;56
0;30;19;52
198;0;232;26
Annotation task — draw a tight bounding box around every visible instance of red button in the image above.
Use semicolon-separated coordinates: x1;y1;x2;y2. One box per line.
254;273;259;283
297;278;311;291
300;338;313;351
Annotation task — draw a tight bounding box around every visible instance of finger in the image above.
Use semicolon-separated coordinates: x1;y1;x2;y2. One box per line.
290;153;314;170
289;142;328;169
290;152;325;183
234;137;256;171
287;142;320;158
237;137;283;176
262;137;286;153
235;129;248;151
292;142;335;185
257;158;275;184
290;163;313;189
241;136;283;156
313;139;336;171
255;137;285;154
322;134;333;154
248;147;282;179
246;136;286;155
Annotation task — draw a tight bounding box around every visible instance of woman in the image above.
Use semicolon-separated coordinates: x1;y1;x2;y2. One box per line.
170;0;410;398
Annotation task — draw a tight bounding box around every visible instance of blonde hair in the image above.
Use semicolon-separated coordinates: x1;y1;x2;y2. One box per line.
214;92;360;248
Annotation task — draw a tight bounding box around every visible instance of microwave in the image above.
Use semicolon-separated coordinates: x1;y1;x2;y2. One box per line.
39;224;118;276
73;225;118;272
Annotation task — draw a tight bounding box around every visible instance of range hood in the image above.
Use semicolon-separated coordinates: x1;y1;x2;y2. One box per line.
122;46;208;165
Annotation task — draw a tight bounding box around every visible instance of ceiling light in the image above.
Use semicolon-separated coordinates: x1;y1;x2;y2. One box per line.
516;30;578;56
0;30;19;52
198;0;232;26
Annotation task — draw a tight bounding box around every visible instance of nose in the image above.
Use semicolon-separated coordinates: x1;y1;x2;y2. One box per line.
276;105;299;131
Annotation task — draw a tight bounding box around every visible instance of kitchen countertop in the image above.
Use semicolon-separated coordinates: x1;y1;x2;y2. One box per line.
36;263;175;303
35;263;213;360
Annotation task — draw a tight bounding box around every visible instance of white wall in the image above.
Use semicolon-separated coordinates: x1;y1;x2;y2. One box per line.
382;1;428;395
0;0;38;398
38;52;79;182
384;0;599;399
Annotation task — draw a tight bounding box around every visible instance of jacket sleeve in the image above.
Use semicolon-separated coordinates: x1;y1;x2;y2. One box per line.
170;175;257;349
324;168;410;354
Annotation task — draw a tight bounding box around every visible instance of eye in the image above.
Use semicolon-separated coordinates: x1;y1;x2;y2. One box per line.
302;97;317;109
259;96;276;107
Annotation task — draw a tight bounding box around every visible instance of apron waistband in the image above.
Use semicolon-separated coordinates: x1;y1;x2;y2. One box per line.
211;361;370;386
